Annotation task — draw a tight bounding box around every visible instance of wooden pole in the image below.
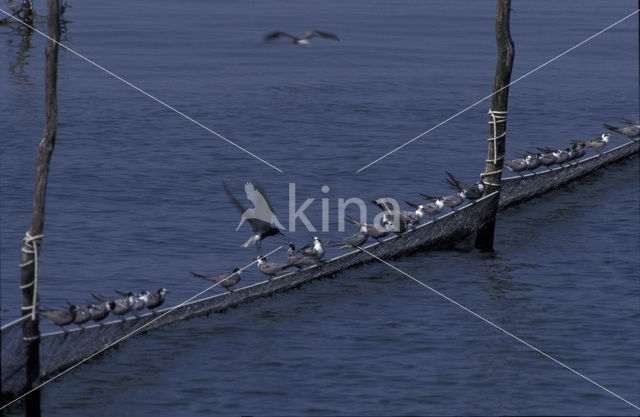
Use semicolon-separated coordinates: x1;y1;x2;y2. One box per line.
475;0;515;251
19;0;59;415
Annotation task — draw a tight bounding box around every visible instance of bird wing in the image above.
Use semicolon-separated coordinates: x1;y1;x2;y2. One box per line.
419;194;437;201
404;200;420;209
248;182;285;229
301;30;339;40
264;31;298;41
345;215;362;226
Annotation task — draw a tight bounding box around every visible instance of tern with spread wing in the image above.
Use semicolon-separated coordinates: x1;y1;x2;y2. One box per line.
224;182;285;250
265;30;339;46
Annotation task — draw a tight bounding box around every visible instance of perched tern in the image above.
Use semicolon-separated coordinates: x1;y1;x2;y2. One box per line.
191;268;242;292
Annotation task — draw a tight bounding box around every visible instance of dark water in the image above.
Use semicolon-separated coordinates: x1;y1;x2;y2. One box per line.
1;0;639;414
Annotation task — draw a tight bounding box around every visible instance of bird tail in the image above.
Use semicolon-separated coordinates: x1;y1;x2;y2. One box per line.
345;215;361;226
241;234;260;248
602;123;617;132
190;272;209;280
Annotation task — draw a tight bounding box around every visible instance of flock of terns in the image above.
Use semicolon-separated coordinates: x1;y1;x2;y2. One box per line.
39;115;638;332
40;289;167;332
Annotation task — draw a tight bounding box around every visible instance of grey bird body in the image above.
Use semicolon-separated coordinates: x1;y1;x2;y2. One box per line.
146;288;167;309
40;305;77;330
89;301;115;323
257;256;294;278
420;192;464;212
444;171;484;200
346;216;392;240
70;303;92;326
300;236;326;259
571;133;610;154
94;292;134;317
405;200;443;222
288;244;323;269
191;268;242;292
504;156;531;175
603;122;640;139
371;200;421;231
329;225;369;249
265;30;339;45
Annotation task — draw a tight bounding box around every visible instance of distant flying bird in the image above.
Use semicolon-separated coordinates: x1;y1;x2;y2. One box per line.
264;30;339;46
224;182;285;250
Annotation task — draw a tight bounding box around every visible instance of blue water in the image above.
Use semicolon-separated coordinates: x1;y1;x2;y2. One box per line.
1;0;639;414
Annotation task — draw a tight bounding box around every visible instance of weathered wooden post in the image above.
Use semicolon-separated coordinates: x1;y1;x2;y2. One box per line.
475;0;514;251
19;0;60;415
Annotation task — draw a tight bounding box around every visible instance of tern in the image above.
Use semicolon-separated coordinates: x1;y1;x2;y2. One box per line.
257;256;294;279
504;155;533;177
329;225;369;249
224;182;285;250
345;215;393;240
571;133;610;155
444;171;484;200
93;292;135;320
405;199;443;222
603;122;640;140
300;236;326;259
190;268;242;292
68;302;91;327
288;243;323;269
264;30;339;46
146;288;167;310
40;305;77;331
89;301;115;324
116;290;148;315
521;152;543;172
537;147;571;166
420;192;464;212
371;198;427;231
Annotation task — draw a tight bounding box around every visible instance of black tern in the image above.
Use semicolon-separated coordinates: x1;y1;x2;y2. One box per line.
68;302;91;326
93;292;134;320
224;182;285;250
420;192;464;212
504;155;533;176
603;122;640;139
190;268;242;292
404;199;443;222
288;243;323;269
371;199;422;232
264;30;339;46
345;215;392;241
146;288;167;310
257;256;294;279
116;290;148;314
444;171;484;200
571;133;610;155
329;225;369;249
89;301;115;323
40;305;77;331
300;236;326;259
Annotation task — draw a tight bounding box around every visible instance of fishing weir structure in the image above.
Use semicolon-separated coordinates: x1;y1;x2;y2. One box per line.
2;138;638;400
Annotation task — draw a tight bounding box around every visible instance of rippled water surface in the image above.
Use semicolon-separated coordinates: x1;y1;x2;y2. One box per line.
1;0;639;415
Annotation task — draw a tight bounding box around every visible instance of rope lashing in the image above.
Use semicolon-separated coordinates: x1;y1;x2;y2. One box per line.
20;232;43;321
488;109;507;166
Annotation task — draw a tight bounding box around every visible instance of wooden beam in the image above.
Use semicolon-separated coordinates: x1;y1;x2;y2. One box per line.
475;0;515;250
19;0;60;414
